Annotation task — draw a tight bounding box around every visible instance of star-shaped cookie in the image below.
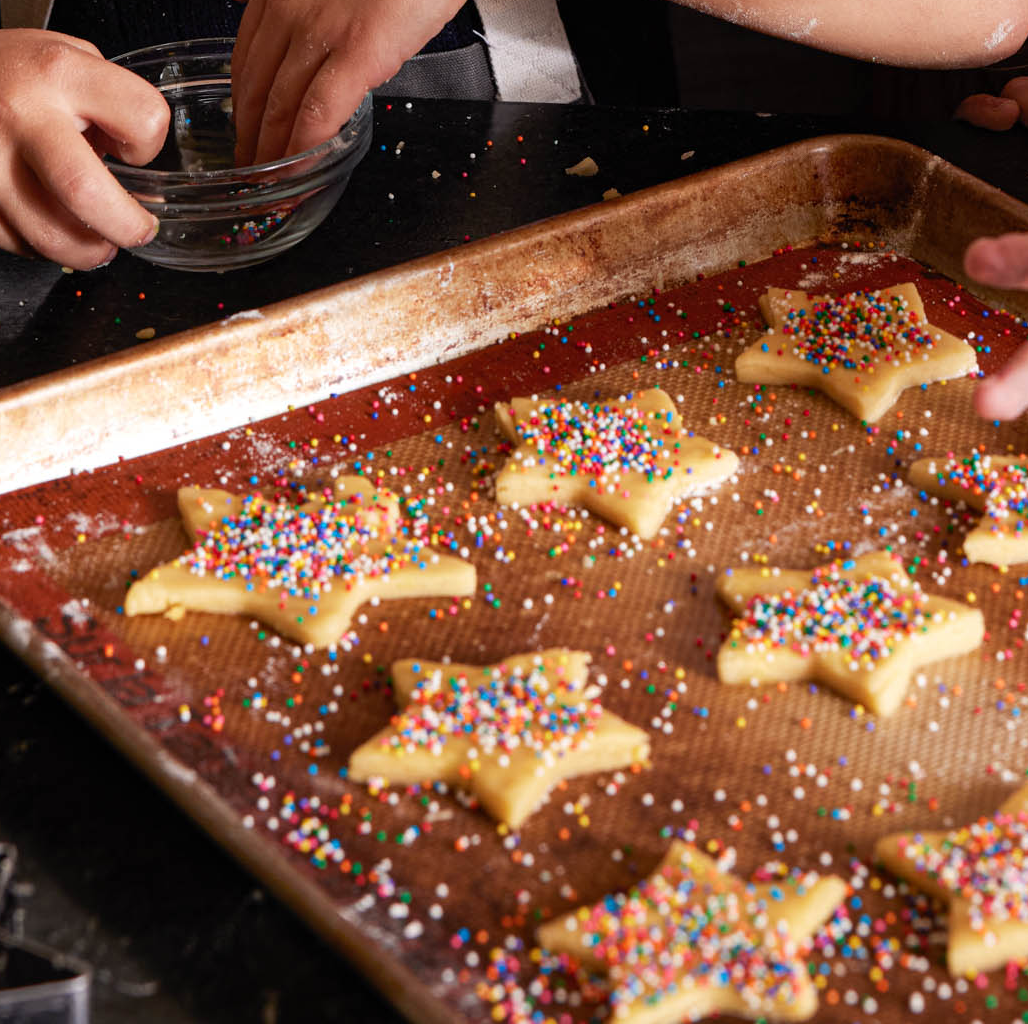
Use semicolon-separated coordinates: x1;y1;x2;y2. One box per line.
910;450;1028;566
736;283;977;422
875;781;1028;976
716;550;984;716
347;649;649;829
493;388;739;539
537;840;847;1023
125;476;476;648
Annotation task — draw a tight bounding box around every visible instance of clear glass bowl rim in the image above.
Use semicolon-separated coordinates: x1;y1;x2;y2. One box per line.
106;37;372;187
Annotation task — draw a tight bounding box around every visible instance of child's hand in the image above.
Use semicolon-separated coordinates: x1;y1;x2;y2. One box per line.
230;0;464;166
966;234;1028;419
938;75;1028;419
955;77;1028;130
0;29;169;269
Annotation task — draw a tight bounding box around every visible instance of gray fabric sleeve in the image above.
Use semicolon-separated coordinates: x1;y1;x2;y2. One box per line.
375;41;496;101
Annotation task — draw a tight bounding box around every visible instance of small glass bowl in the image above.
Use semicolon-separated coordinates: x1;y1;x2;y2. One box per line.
106;38;372;272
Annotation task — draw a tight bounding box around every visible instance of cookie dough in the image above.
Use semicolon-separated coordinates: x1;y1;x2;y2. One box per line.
875;782;1028;976
736;284;977;422
348;649;650;829
537;840;847;1023
910;450;1028;566
493;388;739;539
125;476;476;648
716;551;984;716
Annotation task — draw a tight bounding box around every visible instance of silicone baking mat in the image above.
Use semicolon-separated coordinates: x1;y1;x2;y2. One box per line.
3;137;1028;1023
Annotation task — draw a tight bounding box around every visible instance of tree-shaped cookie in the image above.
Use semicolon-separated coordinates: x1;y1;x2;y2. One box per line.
125;476;476;648
537;840;847;1023
875;781;1028;976
910;449;1028;566
493;388;739;539
716;551;984;716
736;283;977;422
348;649;649;829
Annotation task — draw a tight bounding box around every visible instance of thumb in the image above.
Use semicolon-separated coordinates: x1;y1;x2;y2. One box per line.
975;342;1028;421
954;94;1020;131
965;234;1028;291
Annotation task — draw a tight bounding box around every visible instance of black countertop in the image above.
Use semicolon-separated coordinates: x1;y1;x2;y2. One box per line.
3;98;1028;1023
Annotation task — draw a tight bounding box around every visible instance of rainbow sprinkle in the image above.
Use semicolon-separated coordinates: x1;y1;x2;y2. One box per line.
179;492;421;601
780;289;937;374
508;398;679;482
731;563;929;665
383;663;601;760
927;450;1028;529
896;810;1028;934
568;851;809;1014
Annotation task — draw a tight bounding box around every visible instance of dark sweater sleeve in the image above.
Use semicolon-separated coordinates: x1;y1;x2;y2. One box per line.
45;0;481;60
46;0;244;57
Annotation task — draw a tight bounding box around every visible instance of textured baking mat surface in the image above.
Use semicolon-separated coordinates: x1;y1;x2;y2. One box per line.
3;243;1028;1023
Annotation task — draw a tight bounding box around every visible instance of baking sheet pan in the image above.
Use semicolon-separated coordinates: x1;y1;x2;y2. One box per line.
4;133;1028;496
4;135;1028;1023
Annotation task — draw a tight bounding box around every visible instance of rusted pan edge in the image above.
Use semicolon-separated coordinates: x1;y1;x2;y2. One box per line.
3;133;1027;497
0;597;463;1024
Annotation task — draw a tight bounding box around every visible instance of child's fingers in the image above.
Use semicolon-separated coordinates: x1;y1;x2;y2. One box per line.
21;39;170;166
1001;76;1028;125
0;156;118;269
967;231;1028;420
965;234;1028;290
251;39;330;164
255;43;371;164
34;30;104;59
0;31;165;267
231;0;264;80
22;125;158;251
953;93;1020;130
283;56;367;159
232;5;290;166
231;0;266;160
975;345;1028;421
80;65;170;168
954;76;1028;130
0;208;36;260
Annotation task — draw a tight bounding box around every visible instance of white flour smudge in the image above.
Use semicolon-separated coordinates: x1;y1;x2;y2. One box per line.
2;526;55;564
65;510;121;538
988;19;1016;51
59;600;92;627
220;308;264;325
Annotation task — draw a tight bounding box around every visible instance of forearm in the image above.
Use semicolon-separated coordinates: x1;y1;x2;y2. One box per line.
674;0;1028;68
